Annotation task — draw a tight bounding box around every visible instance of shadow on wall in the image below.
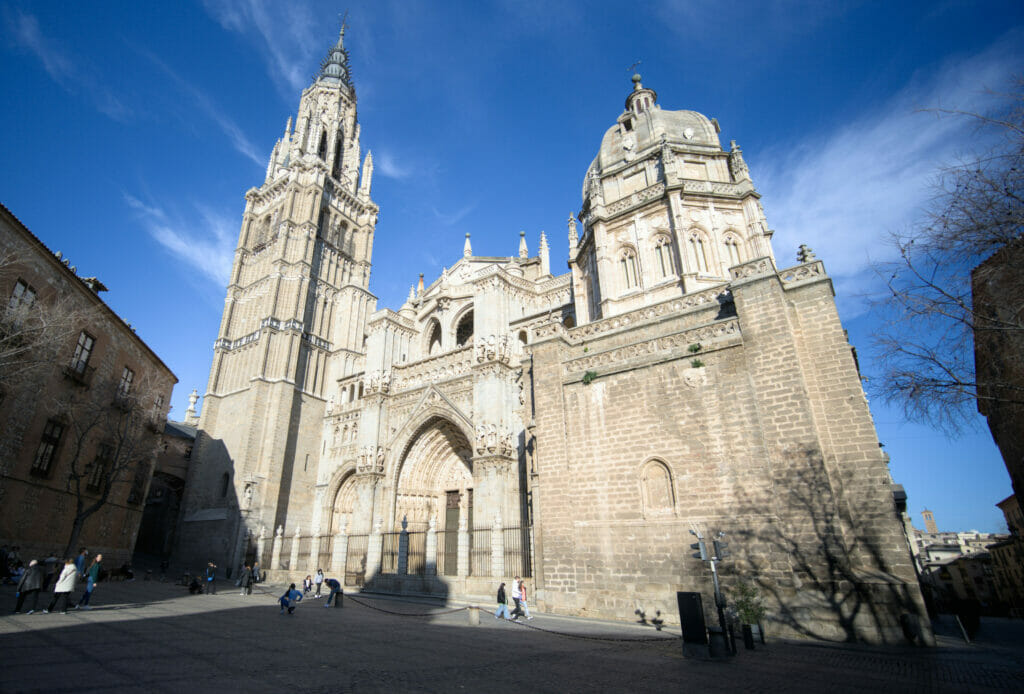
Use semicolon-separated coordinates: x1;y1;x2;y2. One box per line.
724;444;932;645
173;436;248;579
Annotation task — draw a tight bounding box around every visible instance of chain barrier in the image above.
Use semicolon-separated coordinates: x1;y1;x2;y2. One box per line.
504;617;681;643
346;594;470;617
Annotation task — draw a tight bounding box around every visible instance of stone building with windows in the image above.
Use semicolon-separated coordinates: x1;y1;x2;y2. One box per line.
177;29;929;643
0;203;177;565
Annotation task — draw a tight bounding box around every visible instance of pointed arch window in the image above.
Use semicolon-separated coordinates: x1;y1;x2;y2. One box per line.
723;235;743;267
688;232;709;273
640;459;675;517
332;131;344;179
426;320;442;356
619;247;639;290
455;310;474;348
317;130;328;159
653;236;674;278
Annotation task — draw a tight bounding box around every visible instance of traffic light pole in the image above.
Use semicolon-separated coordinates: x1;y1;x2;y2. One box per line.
690;529;732;655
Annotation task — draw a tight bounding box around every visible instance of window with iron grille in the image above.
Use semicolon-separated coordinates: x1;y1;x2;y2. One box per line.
31;419;64;476
71;331;95;373
118;367;134;396
88;444;113;491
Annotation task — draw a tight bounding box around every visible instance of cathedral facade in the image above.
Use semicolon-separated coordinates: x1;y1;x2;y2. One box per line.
177;30;929;643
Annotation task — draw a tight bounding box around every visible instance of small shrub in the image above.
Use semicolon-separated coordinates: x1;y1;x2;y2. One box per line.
582;370;598;385
731;581;766;624
690;359;705;368
688;343;702;353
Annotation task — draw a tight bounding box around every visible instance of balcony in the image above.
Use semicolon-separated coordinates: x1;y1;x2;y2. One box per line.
62;359;95;387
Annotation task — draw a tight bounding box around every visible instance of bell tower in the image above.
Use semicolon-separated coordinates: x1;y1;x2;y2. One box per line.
179;26;378;570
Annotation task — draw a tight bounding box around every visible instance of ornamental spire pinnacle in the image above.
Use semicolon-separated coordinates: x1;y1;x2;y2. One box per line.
317;19;353;89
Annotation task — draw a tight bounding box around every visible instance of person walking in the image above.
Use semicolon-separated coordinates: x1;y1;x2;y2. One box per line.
518;579;533;620
204;561;217;594
14;559;45;614
73;548;88;579
76;553;102;609
44;559;77;614
314;568;324;598
323;577;342;607
494;582;511;620
509;575;523;620
279;583;303;615
239;564;252;596
251;561;260;584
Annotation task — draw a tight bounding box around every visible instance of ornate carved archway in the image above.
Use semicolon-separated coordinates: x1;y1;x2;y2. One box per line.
391;415;473;532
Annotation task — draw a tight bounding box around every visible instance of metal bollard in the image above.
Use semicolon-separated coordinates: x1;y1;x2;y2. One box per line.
468;605;480;625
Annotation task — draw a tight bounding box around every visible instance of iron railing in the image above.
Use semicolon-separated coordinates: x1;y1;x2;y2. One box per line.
470;528;491;576
345;534;369;586
504;525;532;577
380;532;400;574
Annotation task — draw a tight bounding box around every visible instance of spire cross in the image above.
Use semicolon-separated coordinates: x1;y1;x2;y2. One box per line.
628;60;642;74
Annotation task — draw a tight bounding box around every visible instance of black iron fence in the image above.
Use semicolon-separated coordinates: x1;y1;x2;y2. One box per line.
504;525;531;577
439;529;458;576
380;532;400;574
470;528;491;576
278;537;293;570
346;534;369;586
407;531;426;575
317;535;332;572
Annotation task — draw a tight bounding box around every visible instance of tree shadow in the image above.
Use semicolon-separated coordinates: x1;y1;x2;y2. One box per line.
727;444;931;645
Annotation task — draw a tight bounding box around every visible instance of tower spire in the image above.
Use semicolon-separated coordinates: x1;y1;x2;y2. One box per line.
317;21;352;89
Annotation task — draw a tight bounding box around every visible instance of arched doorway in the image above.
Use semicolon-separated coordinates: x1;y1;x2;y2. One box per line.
330;471;358;535
394;416;473;576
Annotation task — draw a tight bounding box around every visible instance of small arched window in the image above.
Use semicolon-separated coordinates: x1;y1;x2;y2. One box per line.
653;236;674;278
455;310;474;348
518;330;528;346
332;132;344;178
688;232;709;273
640;460;675;517
620;248;639;290
723;235;743;267
318;130;328;159
426;320;442;356
220;472;230;498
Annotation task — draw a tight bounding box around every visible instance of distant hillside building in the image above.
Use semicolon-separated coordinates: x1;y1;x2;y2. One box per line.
177;28;930;643
0;203;176;566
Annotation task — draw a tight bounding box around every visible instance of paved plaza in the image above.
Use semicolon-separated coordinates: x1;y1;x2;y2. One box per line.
2;579;1023;693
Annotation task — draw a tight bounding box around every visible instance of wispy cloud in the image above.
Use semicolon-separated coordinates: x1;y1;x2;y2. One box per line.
202;0;322;99
6;9;130;122
432;204;476;227
375;150;413;180
135;47;264;167
124;194;235;287
754;31;1023;310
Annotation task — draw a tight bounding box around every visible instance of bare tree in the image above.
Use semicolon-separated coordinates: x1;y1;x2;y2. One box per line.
0;250;97;397
56;372;165;558
871;80;1024;433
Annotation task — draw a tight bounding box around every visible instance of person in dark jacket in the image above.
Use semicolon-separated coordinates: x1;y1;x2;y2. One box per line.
323;577;342;607
239;564;252;596
77;554;102;609
204;561;217;594
494;582;511;620
14;560;45;614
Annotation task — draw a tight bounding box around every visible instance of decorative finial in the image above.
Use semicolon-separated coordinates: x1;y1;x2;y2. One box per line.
567;213;578;249
518;231;528;259
464;233;472;258
796;244;817;263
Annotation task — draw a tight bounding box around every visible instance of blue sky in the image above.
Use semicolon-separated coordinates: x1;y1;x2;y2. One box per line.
2;0;1021;533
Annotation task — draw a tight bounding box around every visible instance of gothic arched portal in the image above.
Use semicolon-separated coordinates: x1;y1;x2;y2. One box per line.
392;416;473;533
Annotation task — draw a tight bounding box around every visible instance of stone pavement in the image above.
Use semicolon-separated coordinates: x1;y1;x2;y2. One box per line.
2;580;1023;693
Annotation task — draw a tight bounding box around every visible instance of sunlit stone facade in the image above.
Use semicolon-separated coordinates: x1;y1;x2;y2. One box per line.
178;30;930;643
